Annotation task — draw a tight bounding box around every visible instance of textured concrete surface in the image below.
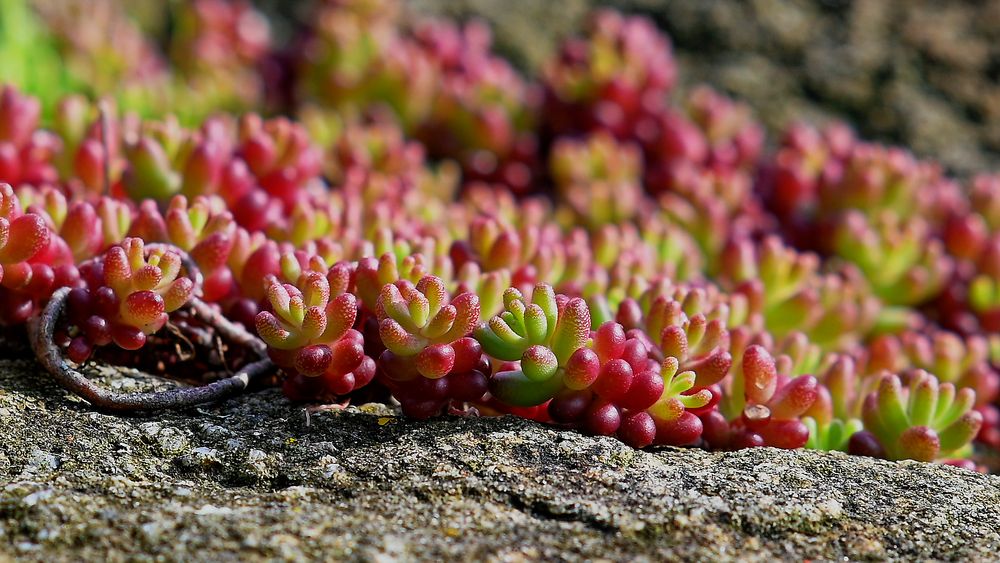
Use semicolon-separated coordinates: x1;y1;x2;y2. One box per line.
1;336;999;561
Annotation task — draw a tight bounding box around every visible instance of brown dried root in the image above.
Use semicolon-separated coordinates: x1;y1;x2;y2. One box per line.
29;286;275;412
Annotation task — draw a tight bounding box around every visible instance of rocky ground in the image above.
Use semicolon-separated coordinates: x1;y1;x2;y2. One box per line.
1;331;1000;561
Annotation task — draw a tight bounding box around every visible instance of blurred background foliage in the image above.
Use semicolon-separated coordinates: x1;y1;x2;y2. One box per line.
4;0;1000;175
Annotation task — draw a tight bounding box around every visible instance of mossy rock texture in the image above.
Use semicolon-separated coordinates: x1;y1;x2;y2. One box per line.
0;337;998;561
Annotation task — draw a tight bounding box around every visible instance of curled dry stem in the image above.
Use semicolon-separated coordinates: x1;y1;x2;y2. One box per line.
145;243;266;358
188;297;268;360
29;287;275;412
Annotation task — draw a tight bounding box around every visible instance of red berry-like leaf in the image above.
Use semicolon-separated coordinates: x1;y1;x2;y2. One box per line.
0;214;49;263
592;358;633;401
122;290;166;332
743;345;777;404
329;336;366;377
653;411;703;446
564;347;601;390
594;321;626;363
898;426;940;462
618;411;657;448
416;343;457;379
618;367;665;411
768;375;819;420
585;400;621;436
295;344;334;377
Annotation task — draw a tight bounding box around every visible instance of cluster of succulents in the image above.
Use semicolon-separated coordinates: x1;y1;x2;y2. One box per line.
296;0;540;194
2;3;1000;472
10;0;273;123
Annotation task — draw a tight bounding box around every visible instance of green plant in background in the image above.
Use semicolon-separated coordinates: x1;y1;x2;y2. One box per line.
0;0;78;116
0;0;272;125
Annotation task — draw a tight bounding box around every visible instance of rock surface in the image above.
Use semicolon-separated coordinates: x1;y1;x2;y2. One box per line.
1;336;999;561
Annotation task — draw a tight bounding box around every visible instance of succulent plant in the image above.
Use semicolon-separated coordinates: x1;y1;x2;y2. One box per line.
59;237;195;365
377;275;480;378
475;284;590;407
720;235;879;348
0;7;995;472
254;268;374;398
542;9;675;139
550;132;642;228
851;371;983;462
0;85;59;188
833;211;953;308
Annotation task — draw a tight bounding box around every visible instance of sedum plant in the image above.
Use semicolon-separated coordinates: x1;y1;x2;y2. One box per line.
0;6;993;474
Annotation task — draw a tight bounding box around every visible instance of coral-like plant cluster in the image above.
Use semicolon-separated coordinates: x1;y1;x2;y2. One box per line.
2;1;999;471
